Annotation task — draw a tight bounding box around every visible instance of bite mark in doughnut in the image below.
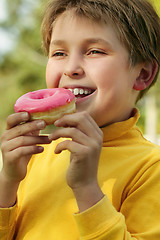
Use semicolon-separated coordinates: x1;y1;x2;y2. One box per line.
14;88;76;125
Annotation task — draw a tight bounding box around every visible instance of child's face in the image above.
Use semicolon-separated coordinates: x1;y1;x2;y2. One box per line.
46;11;140;127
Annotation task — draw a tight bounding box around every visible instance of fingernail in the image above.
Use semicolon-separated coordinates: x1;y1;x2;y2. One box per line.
48;134;53;140
45;137;52;143
37;121;45;129
37;146;44;153
22;112;29;120
54;120;59;126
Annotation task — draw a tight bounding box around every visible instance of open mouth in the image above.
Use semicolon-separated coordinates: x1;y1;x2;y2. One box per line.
67;87;95;99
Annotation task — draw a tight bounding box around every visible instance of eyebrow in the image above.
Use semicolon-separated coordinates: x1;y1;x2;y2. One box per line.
50;40;66;47
84;38;112;46
50;38;113;48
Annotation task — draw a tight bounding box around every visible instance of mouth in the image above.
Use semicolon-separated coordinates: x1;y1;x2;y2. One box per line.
65;87;95;99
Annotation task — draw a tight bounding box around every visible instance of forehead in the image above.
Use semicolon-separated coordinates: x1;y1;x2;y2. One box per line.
50;11;130;63
52;11;104;33
51;10;120;46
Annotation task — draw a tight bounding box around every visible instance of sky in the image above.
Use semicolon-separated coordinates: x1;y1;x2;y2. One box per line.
0;0;159;58
0;0;7;22
0;0;40;58
0;0;15;56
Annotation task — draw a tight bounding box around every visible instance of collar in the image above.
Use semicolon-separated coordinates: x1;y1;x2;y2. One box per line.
101;108;140;142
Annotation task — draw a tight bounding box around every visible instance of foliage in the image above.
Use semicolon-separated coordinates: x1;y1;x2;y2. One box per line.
0;0;160;136
0;0;47;134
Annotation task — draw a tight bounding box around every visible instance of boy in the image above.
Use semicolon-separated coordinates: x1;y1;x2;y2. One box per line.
0;0;160;239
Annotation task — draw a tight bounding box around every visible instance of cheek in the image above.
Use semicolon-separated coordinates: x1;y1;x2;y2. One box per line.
46;61;62;88
46;62;52;87
95;66;129;104
92;67;116;90
89;60;118;88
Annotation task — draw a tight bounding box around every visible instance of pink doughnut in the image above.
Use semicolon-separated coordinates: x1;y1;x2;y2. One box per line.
14;88;76;125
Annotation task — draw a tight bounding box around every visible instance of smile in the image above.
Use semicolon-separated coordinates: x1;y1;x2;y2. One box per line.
67;87;95;99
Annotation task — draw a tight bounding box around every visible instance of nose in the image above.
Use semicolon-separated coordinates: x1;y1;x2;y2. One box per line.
64;53;84;78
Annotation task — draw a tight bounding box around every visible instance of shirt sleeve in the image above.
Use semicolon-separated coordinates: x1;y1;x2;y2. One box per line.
74;162;160;240
74;195;130;240
0;204;18;240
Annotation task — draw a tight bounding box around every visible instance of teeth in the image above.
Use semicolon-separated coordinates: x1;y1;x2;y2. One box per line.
68;88;92;96
80;89;84;95
74;88;79;96
68;88;73;93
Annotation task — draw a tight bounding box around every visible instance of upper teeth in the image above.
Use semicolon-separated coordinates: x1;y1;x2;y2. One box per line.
68;88;92;96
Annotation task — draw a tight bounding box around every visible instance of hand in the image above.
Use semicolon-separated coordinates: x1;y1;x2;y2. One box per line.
49;111;104;211
0;112;50;184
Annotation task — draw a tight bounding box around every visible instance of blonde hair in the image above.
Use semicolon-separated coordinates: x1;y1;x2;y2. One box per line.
41;0;160;100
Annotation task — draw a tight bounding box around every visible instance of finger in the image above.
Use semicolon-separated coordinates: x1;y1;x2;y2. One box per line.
54;112;103;138
3;135;51;152
26;130;40;136
49;127;90;145
84;113;103;136
54;139;85;155
11;145;44;158
5;120;46;141
3;145;44;164
6;112;30;130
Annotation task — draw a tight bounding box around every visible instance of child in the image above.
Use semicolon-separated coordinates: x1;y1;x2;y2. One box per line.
0;0;160;239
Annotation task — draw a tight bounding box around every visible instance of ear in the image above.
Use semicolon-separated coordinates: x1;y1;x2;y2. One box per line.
133;60;158;91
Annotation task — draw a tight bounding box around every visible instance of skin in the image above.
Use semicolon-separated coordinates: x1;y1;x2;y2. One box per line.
46;13;140;127
0;11;157;212
0;112;50;207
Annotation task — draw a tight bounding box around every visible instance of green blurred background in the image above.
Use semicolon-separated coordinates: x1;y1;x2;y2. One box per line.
0;0;160;146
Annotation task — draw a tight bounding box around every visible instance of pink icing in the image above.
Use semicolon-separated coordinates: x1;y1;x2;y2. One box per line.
14;88;75;113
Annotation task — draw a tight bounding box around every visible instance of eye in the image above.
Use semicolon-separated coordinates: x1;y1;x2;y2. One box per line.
50;51;67;58
87;49;106;56
91;50;102;54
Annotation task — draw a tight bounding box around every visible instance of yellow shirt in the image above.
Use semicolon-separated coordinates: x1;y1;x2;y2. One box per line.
1;108;160;239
